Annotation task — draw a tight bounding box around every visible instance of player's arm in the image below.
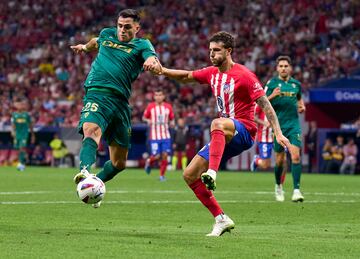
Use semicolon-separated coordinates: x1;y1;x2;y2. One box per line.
160;67;197;83
70;37;99;54
143;56;163;74
255;95;290;149
297;97;306;113
267;87;281;101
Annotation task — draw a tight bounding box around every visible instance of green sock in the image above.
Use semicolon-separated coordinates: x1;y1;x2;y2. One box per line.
292;163;302;189
79;138;98;172
172;156;178;170
181;156;187;170
19;150;26;164
96;160;123;183
274;165;283;185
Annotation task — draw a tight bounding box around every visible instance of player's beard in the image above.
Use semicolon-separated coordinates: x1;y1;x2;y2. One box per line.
211;57;226;67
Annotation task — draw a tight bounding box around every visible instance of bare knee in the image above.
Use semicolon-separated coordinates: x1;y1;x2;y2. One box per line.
83;123;101;143
183;168;197;185
112;159;126;171
291;154;301;164
210;118;224;131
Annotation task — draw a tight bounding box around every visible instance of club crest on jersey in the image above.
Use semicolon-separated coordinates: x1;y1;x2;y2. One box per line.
223;83;231;94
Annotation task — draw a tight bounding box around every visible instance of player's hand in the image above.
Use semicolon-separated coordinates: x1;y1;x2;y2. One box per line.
70;44;86;54
272;87;281;97
298;103;306;113
143;57;162;74
275;133;291;151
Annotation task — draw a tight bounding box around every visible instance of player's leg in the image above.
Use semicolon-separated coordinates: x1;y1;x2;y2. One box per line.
201;118;236;190
183;155;234;236
288;143;304;202
96;142;127;183
251;142;272;171
181;151;188;170
145;140;160;174
159;151;168;181
274;148;286;202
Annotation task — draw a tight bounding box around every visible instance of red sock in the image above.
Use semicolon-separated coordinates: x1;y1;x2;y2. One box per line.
209;129;226;171
160;159;167;177
189;179;223;217
149;155;157;166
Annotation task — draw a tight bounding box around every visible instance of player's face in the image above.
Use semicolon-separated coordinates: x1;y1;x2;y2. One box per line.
277;60;292;79
117;17;140;42
154;91;165;104
209;42;230;67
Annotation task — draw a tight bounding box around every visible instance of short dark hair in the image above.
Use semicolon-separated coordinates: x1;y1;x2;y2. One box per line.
154;88;163;93
276;55;292;65
118;9;140;23
209;31;235;50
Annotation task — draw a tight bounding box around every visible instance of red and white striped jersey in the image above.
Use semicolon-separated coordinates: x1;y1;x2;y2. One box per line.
143;102;174;140
193;64;265;139
254;104;273;143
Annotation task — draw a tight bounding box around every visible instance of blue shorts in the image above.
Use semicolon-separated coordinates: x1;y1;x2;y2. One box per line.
198;119;254;163
257;142;273;159
149;139;172;156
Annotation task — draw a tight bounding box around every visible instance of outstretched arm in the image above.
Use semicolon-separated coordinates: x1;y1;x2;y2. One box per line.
70;38;99;54
159;67;197;83
256;95;291;149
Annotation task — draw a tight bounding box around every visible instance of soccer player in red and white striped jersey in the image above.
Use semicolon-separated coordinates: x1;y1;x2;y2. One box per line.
143;89;174;181
157;31;291;236
250;104;273;171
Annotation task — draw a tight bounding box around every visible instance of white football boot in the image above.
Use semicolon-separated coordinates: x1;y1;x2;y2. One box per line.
206;214;235;237
16;163;25;172
92;201;102;209
73;167;91;185
275;184;285;202
292;189;304;202
201;169;217;191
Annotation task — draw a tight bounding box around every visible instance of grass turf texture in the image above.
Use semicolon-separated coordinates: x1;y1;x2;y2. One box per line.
0;167;359;258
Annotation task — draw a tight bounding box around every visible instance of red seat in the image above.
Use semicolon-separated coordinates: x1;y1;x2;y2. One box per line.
8;150;19;163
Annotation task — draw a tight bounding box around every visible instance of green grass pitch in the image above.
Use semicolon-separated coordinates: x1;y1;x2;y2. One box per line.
0;167;359;258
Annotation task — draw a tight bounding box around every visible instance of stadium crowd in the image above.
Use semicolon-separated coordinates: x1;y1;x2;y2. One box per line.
0;0;359;129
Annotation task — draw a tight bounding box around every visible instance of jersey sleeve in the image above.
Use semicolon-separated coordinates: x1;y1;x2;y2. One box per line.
192;67;212;84
297;83;302;100
141;39;157;61
143;104;151;119
168;105;175;120
265;79;274;96
246;73;265;101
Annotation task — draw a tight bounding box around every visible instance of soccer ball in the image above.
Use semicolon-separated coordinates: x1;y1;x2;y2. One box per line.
76;176;106;204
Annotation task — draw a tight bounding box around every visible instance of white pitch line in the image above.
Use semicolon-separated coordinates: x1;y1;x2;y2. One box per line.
0;200;359;205
1;190;360;196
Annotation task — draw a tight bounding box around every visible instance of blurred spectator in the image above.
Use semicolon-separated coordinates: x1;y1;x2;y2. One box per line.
30;145;47;166
330;135;345;174
171;118;189;170
321;138;333;174
305;121;317;173
49;134;69;167
340;137;358;175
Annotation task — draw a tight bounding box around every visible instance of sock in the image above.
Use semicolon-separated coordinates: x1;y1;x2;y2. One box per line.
160;159;167;177
189;179;223;217
209;129;226;172
181;155;188;170
79;137;98;172
274;165;283;185
172;155;178;170
292;163;302;189
96;160;123;182
19;150;26;164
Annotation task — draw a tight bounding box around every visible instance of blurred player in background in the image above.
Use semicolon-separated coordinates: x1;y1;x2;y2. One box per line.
157;31;291;236
172;118;189;171
266;55;305;202
143;89;174;181
70;9;161;207
11;98;35;171
251;104;287;183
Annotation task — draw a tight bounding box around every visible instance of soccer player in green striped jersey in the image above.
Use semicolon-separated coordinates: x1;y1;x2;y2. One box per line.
70;9;162;208
11;98;35;171
266;56;305;202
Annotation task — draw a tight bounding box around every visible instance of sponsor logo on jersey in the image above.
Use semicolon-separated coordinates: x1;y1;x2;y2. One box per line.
102;40;133;53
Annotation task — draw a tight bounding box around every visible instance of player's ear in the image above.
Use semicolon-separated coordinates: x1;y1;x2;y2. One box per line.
227;48;232;56
134;23;140;33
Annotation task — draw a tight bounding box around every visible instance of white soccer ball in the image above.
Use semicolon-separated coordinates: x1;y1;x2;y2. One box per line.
76;176;106;204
